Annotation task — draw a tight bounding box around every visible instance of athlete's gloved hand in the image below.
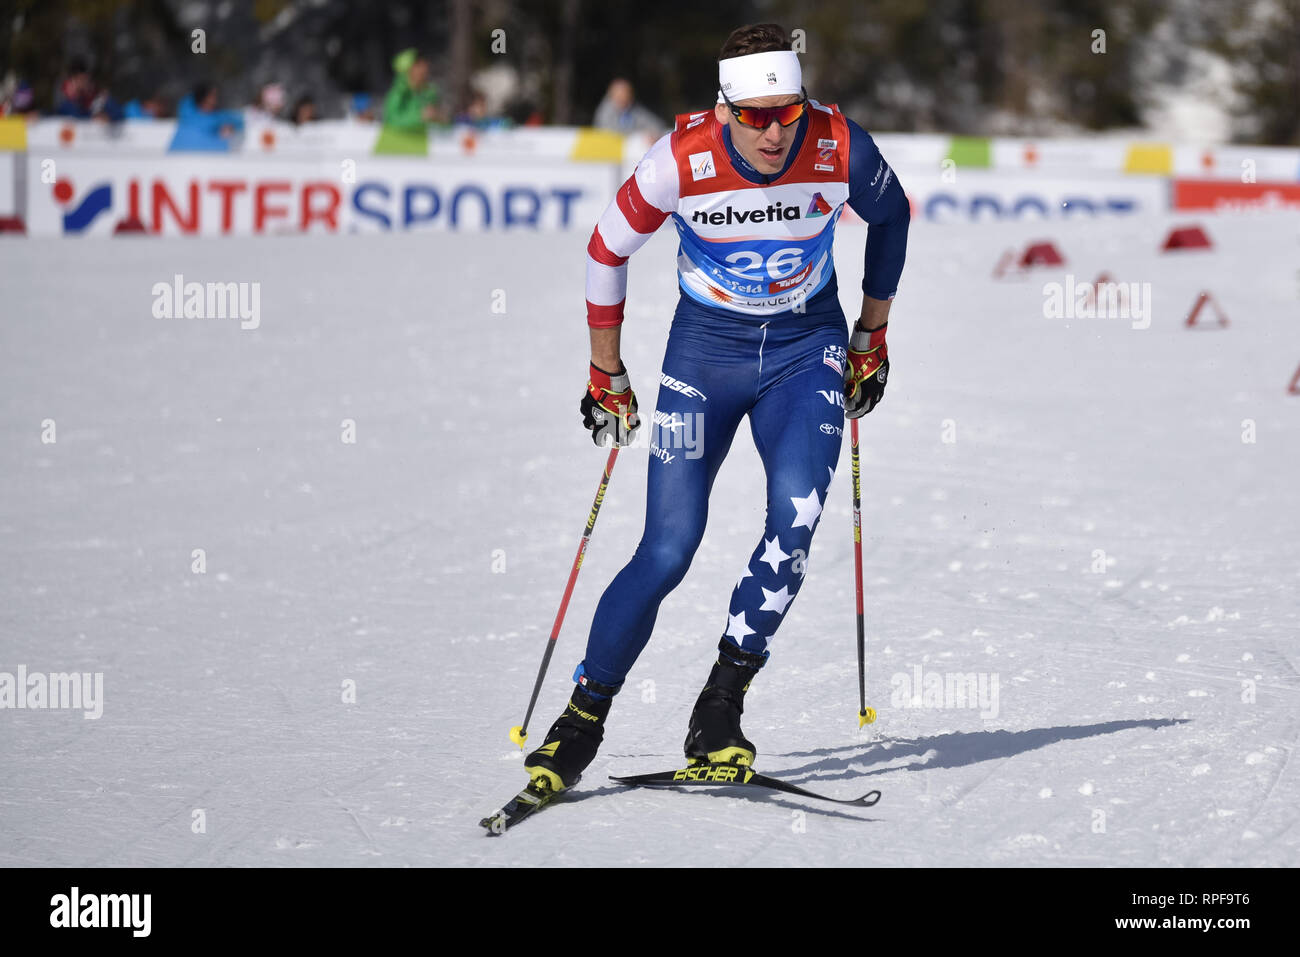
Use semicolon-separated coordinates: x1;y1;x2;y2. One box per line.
581;361;640;447
844;322;889;418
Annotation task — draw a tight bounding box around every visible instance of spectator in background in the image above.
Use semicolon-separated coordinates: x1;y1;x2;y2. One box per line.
54;58;96;118
593;78;664;136
384;49;441;126
347;93;376;122
375;48;441;154
55;58;122;122
170;81;244;151
2;80;37;117
290;95;317;126
123;93;168;118
504;98;545;127
453;88;510;130
245;82;285;124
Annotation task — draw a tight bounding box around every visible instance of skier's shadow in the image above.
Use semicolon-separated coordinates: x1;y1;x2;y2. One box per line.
771;718;1188;782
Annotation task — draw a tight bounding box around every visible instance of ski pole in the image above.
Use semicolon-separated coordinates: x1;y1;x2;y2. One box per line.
850;417;877;727
509;438;622;749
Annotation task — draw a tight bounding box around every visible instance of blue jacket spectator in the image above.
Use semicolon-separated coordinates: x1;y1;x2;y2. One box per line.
169;83;243;151
123;95;166;119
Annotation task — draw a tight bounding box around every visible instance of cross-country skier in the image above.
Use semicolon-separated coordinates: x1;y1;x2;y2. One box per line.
524;23;909;793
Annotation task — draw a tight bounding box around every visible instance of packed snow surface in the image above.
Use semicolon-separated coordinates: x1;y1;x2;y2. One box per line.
1;210;1297;865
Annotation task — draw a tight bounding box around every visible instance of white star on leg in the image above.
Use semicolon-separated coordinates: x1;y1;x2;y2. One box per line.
758;535;790;574
724;611;755;641
759;585;795;615
790;488;823;530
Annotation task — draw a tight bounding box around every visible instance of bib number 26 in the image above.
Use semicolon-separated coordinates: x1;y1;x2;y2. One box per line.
724;247;804;280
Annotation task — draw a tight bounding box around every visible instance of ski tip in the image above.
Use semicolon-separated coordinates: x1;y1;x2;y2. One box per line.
509;725;528;748
858;706;877;727
857;789;883;807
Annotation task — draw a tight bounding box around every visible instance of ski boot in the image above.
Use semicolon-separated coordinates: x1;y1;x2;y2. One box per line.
683;639;768;767
523;672;619;793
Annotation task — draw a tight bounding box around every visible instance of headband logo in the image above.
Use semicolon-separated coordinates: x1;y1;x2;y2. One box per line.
766;72;777;85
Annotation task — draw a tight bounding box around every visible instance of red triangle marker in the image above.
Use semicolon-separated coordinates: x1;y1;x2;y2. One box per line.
992;248;1019;279
1085;272;1125;309
1163;225;1212;251
1020;241;1065;267
1184;291;1229;329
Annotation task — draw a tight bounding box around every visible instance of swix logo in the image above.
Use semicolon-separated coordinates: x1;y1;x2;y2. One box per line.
805;193;833;218
691;201;800;226
660;373;708;401
652;409;687;430
816;389;845;408
53;179;113;233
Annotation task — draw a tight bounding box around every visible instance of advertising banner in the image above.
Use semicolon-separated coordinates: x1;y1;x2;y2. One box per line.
1172;179;1300;212
892;168;1168;222
24;155;619;236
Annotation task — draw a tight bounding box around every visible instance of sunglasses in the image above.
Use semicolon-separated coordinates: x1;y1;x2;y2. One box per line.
721;88;808;129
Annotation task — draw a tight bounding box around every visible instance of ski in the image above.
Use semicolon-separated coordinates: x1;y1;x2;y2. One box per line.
610;763;882;807
479;781;558;835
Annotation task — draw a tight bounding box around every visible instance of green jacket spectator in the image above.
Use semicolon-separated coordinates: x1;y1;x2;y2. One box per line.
376;49;440;155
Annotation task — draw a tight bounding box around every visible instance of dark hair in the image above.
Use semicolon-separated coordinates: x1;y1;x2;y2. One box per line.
192;81;215;104
719;23;790;60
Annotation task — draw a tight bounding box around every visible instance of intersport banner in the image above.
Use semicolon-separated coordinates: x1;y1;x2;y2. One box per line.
24;155;1170;236
25;155;619;236
886;168;1169;222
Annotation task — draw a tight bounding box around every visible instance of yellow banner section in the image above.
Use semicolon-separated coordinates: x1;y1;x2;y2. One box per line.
1123;143;1172;174
570;128;624;162
0;117;28;151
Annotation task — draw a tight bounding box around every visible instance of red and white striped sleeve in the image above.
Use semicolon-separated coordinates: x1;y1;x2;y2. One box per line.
586;132;680;328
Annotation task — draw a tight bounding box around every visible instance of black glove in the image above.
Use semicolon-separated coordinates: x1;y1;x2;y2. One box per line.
580;361;640;447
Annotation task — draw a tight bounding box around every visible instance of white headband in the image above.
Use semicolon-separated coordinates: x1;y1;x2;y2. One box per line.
717;50;802;105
